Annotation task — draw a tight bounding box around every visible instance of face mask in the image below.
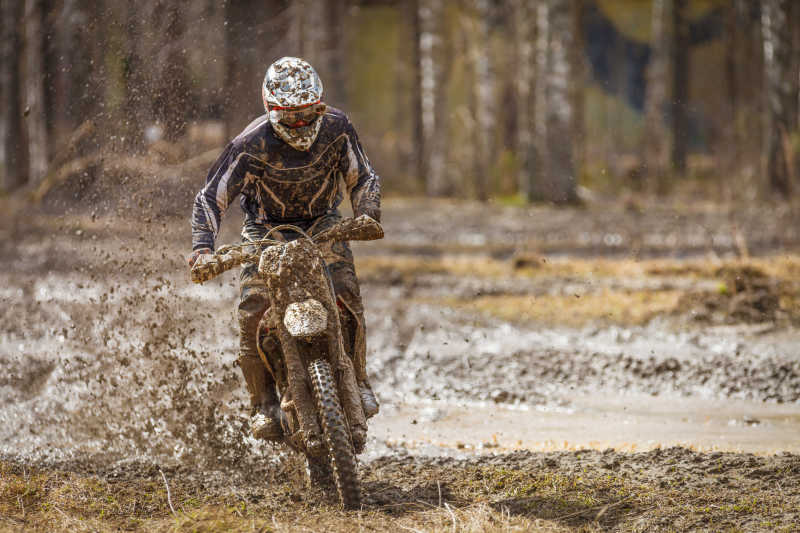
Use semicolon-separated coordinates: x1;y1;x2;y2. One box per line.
270;113;324;151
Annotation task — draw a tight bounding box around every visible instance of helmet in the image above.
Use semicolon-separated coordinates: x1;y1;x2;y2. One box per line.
262;57;326;151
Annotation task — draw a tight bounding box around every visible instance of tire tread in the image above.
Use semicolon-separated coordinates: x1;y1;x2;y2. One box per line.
308;359;361;509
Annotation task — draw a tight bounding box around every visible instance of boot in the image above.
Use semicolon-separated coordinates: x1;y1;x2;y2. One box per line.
336;300;379;419
358;381;379;419
238;355;283;441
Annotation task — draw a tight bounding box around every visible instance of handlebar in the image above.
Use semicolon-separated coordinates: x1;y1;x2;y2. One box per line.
190;215;383;284
190;248;256;284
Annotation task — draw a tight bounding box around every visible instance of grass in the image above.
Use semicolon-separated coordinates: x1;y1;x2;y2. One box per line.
447;290;683;327
356;254;800;326
3;454;796;532
0;460;561;532
356;254;800;283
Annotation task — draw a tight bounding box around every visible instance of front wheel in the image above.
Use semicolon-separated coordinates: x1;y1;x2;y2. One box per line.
308;358;361;509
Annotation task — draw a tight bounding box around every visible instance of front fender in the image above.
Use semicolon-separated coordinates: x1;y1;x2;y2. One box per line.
283;299;328;337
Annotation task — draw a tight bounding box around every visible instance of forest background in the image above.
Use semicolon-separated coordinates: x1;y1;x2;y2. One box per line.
1;0;799;206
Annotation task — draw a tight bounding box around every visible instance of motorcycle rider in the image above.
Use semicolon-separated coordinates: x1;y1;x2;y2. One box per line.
188;57;380;441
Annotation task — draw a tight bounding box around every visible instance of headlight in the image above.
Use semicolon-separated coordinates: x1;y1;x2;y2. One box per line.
284;299;328;337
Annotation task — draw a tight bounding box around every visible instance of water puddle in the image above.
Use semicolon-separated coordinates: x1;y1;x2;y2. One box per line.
370;394;800;456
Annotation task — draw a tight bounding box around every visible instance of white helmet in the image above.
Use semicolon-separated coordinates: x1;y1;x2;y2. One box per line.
262;57;326;151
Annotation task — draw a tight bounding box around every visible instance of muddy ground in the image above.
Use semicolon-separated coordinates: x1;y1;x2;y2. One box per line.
1;183;800;531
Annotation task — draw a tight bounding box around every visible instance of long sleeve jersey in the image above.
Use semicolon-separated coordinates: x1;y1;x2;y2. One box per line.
191;107;381;251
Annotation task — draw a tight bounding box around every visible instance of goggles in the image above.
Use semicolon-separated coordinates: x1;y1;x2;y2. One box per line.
269;101;327;128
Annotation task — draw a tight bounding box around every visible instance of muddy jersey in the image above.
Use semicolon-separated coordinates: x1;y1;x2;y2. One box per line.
191;107;381;251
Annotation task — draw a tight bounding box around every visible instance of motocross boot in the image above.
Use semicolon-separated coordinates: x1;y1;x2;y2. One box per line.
238;355;283;441
359;382;379;419
332;272;379;419
238;271;284;440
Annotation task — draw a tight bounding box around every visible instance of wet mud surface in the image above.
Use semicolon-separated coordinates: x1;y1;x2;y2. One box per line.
2;196;800;530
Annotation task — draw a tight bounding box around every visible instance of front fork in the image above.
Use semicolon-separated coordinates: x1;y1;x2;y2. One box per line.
257;312;367;454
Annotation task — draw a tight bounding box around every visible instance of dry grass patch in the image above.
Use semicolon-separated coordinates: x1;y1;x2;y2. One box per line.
357;253;800;284
445;290;683;327
2;455;798;532
356;254;509;281
0;461;204;532
0;461;582;532
360;253;800;325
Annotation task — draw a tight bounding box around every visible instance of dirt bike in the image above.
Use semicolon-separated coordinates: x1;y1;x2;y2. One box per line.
190;215;383;509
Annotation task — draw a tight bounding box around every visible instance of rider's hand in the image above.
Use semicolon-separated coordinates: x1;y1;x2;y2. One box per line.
187;248;212;267
357;207;381;223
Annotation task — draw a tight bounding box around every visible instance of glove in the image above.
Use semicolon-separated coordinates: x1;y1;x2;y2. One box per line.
356;206;381;223
187;248;212;267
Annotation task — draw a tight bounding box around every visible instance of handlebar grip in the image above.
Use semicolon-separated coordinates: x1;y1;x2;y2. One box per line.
190;251;247;284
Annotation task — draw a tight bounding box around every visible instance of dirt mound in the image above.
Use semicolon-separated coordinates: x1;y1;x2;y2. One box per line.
677;264;793;324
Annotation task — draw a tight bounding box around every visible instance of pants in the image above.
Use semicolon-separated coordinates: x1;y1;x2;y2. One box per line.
237;212;369;408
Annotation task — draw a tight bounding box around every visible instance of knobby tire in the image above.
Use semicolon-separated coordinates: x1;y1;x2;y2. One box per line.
308;358;361;509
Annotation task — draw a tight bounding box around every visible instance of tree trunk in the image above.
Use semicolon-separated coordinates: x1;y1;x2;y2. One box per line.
468;0;492;202
534;0;548;197
0;0;27;191
532;0;578;204
722;1;740;178
70;0;105;128
569;0;586;189
224;0;292;138
643;0;672;187
150;2;190;142
41;0;60;159
123;1;148;150
49;0;81;142
671;0;689;175
320;0;348;107
410;0;424;187
23;0;49;183
762;0;798;196
510;0;535;201
419;0;449;196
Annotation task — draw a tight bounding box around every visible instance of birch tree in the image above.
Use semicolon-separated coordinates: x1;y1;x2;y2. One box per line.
410;0;424;187
762;0;798;195
570;0;586;185
510;0;535;201
465;0;493;201
418;0;449;196
643;0;673;185
533;0;578;204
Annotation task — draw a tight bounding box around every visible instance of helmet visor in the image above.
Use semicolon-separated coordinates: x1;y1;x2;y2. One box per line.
270;102;326;128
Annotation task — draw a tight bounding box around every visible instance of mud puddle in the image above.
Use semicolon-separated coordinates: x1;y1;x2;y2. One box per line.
2;201;800;471
369;395;800;457
2;253;799;466
366;287;800;406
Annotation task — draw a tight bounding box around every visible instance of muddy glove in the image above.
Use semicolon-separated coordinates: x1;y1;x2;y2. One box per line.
356;206;381;223
187;248;212;267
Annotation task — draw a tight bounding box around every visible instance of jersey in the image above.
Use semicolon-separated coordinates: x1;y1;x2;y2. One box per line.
191;106;381;251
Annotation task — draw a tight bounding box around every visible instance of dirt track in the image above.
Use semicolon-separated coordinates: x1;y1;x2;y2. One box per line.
2;193;800;531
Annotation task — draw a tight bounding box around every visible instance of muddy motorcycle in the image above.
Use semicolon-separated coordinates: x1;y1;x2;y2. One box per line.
190;215;383;509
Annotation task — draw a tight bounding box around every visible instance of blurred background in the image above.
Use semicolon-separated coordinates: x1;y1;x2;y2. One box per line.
3;6;800;527
1;0;798;204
